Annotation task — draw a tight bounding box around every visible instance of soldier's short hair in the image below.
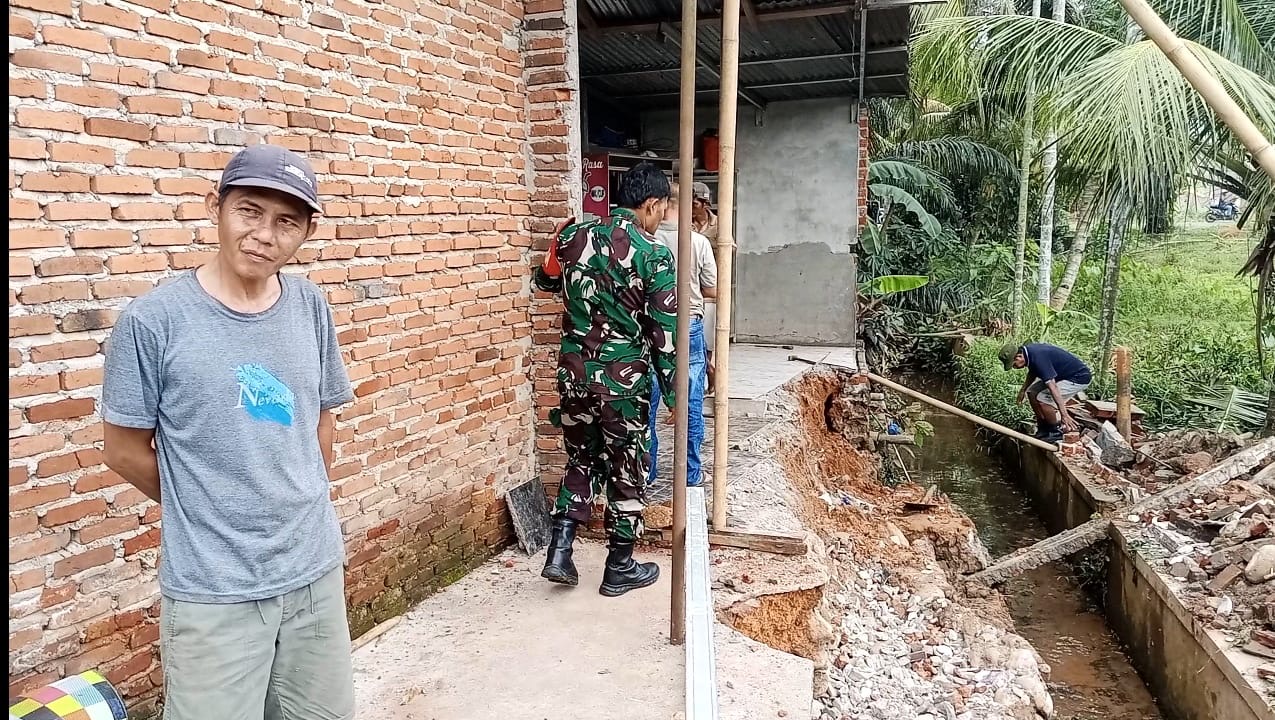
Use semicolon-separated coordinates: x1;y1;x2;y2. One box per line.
616;162;671;209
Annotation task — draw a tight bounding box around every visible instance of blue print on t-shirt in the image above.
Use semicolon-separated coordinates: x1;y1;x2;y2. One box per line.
235;364;295;426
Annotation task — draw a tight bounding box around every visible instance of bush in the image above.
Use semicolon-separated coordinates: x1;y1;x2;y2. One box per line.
955;235;1265;432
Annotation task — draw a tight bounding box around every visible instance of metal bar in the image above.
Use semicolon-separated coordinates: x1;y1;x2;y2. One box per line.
660;26;766;111
588;2;854;34
684;486;719;719
581;47;906;81
711;0;741;532
863;372;1063;452
670;0;696;649
857;7;867;106
610;72;906;100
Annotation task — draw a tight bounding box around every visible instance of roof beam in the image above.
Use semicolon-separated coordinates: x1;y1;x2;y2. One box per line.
658;24;767;110
610;72;909;100
583;2;855;35
740;0;761;31
581;46;908;81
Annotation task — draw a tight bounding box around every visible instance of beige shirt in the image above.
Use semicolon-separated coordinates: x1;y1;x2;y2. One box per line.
653;221;717;318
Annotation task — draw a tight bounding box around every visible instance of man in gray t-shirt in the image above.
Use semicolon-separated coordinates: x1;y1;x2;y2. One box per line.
102;145;355;720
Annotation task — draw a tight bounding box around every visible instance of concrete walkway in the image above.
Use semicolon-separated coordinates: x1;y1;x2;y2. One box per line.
352;543;682;720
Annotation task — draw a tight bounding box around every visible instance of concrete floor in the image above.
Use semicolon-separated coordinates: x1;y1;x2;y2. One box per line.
351;343;845;719
352;543;682;720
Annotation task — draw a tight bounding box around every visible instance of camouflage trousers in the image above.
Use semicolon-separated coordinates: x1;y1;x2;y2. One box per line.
550;387;651;541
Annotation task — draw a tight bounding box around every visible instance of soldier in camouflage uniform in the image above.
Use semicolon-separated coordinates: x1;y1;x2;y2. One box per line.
535;162;678;597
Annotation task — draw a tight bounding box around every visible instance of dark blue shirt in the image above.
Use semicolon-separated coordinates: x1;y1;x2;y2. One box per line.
1023;343;1091;384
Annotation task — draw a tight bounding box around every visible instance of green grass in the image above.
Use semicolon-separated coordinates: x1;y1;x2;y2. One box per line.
956;228;1265;431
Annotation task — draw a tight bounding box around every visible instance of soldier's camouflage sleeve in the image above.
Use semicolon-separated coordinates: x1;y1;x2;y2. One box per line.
642;243;679;409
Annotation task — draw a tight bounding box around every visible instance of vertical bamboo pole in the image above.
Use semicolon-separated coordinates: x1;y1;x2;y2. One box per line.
1116;0;1274;179
670;0;696;648
1114;346;1132;441
711;0;741;532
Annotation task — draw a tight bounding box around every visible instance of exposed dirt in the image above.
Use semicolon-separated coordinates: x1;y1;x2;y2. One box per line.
761;371;1054;720
724;587;822;660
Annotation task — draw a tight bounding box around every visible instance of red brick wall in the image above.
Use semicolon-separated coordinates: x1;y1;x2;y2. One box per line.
524;0;578;490
7;0;578;714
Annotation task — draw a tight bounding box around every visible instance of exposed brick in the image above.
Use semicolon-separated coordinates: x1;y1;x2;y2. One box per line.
85;118;151;142
5;0;572;703
53;545;116;578
41;497;108;527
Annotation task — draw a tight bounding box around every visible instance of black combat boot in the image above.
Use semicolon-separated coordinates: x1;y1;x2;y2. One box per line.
541;516;579;586
599;538;660;597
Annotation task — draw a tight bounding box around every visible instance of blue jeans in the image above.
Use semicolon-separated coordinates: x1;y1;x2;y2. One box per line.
648;317;708;486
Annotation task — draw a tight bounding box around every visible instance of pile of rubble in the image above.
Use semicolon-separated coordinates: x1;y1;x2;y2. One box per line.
1070;420;1255;496
1124;476;1275;661
814;533;1052;720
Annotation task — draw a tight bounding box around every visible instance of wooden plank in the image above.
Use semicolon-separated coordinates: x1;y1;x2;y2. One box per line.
655;527;806;555
1253;629;1275;649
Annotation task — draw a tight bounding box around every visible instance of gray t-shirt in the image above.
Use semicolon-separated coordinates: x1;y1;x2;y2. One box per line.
102;271;353;603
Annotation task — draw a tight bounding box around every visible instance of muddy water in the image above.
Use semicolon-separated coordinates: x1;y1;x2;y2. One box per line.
901;378;1163;720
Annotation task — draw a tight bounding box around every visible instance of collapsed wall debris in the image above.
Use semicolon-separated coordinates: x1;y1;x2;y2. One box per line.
704;370;1057;720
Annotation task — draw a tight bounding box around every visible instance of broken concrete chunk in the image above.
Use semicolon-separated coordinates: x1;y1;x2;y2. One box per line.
1095;421;1136;467
1208;565;1245;593
1245;545;1275;584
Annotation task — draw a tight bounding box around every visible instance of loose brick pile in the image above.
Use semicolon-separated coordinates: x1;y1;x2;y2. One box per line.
8;0;578;713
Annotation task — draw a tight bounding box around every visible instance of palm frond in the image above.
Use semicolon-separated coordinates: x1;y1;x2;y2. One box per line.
1059;41;1275;216
885;138;1020;181
1186;384;1268;430
868;160;960;218
1157;0;1275;76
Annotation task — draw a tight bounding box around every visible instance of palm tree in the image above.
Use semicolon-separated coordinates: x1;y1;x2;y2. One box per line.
1036;0;1068;306
914;0;1275;373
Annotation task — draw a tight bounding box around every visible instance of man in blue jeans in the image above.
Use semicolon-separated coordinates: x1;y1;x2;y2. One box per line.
649;181;718;486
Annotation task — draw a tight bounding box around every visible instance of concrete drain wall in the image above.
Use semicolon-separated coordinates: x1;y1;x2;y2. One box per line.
1013;445;1273;720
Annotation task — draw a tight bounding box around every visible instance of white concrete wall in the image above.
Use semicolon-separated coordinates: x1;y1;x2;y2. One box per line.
643;98;860;346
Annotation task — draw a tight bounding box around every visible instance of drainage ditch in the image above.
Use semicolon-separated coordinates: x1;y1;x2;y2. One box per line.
900;375;1162;720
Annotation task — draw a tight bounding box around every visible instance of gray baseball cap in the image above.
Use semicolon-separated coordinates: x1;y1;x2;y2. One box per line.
219;144;322;214
691;181;713;203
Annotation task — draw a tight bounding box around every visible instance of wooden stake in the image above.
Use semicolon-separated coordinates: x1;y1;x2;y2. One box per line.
669;0;697;649
1114;346;1132;441
711;0;742;532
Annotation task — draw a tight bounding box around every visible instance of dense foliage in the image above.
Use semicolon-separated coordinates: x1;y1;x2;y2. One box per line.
861;0;1273;433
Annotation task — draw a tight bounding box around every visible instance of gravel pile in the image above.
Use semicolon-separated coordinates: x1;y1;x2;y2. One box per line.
814;534;1053;720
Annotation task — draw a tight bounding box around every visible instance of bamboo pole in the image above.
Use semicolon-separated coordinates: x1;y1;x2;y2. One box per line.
1114;346;1132;441
1116;0;1275;179
711;0;741;532
863;372;1061;452
670;0;696;648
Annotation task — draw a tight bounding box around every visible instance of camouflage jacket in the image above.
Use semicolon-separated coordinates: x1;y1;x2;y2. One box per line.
534;208;678;408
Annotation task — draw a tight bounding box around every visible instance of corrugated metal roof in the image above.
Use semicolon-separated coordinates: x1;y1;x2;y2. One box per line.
579;1;914;110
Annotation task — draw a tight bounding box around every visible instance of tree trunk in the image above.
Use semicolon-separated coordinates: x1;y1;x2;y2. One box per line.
1096;200;1131;385
1264;376;1275;437
1051;186;1095;310
1012;1;1042;329
1036;0;1067;306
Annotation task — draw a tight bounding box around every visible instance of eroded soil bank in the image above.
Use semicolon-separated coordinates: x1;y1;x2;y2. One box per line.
711;371;1057;720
